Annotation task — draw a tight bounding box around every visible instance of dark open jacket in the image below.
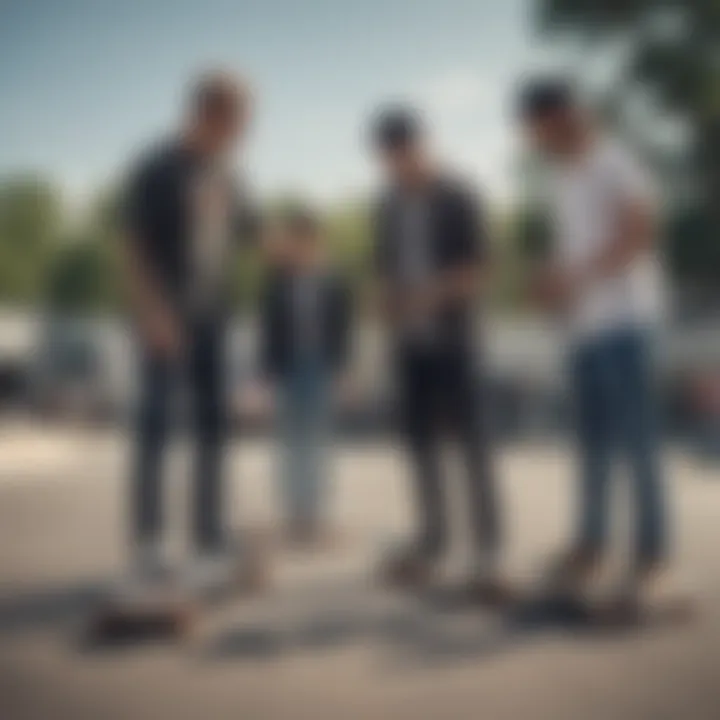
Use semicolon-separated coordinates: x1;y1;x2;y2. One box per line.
259;267;352;380
374;174;488;347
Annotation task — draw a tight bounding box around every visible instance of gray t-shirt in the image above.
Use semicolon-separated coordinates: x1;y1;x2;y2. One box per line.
396;192;434;343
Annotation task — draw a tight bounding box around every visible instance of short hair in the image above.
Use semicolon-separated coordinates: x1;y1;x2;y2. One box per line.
371;105;424;151
516;77;575;121
280;205;322;239
188;70;250;120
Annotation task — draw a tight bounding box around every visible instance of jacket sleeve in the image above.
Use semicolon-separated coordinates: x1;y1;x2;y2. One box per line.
372;194;393;278
258;275;279;380
448;182;490;268
331;276;353;375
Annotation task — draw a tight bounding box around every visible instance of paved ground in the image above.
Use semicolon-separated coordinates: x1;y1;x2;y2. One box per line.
0;423;719;720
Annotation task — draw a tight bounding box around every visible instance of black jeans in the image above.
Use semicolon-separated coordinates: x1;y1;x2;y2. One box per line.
132;317;228;552
395;342;500;560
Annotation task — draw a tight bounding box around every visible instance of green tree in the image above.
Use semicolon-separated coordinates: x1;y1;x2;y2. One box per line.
45;235;119;314
0;175;62;303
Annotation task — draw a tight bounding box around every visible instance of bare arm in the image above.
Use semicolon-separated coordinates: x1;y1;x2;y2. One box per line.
581;198;656;283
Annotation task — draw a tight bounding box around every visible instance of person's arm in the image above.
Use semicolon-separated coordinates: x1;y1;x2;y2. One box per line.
120;160;182;358
371;198;399;325
257;275;279;381
419;184;490;310
442;185;489;302
333;276;353;374
578;197;656;284
233;177;264;247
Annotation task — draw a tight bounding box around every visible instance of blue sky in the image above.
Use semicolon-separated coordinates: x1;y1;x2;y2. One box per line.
0;0;556;205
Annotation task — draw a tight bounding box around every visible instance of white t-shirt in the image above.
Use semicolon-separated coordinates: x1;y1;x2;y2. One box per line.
550;138;664;341
189;164;234;314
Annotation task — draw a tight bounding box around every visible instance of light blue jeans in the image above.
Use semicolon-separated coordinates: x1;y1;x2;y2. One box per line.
278;359;331;526
570;326;667;563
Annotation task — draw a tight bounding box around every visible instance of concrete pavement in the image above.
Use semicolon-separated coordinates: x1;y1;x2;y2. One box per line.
0;424;719;719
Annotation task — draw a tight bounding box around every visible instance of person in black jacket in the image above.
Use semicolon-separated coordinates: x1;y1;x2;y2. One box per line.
119;70;257;592
370;106;507;603
257;208;352;545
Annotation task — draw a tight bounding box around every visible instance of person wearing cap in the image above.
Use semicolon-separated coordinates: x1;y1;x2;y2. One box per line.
517;78;669;600
119;70;257;591
369;106;507;603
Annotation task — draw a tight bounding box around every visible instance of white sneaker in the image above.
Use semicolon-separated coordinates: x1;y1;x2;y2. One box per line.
134;541;175;582
183;551;234;593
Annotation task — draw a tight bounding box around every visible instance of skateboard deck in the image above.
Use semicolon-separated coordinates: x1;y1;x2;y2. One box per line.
88;532;271;643
509;588;696;631
89;587;198;642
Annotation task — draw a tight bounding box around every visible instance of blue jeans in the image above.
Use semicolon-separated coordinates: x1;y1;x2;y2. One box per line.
279;359;331;526
570;326;667;563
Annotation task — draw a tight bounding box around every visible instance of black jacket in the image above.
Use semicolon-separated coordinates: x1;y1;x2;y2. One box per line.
122;139;258;317
259;268;352;380
374;174;488;346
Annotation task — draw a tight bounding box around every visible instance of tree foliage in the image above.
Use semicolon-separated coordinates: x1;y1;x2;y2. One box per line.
0;175;61;304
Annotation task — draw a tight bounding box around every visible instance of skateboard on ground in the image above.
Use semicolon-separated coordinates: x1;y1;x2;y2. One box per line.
509;581;696;632
88;532;271;643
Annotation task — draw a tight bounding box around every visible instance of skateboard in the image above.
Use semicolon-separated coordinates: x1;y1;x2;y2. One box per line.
508;584;696;632
88;532;271;643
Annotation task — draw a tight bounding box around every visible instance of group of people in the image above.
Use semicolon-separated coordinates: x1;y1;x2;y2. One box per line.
119;69;669;605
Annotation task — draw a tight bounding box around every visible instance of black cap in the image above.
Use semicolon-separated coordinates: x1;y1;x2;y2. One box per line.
371;105;424;151
516;77;575;121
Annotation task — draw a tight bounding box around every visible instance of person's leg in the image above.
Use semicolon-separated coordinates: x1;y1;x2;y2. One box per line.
132;355;173;545
279;362;331;538
613;329;667;567
130;354;174;580
569;338;616;562
400;351;446;559
189;317;228;553
449;350;501;567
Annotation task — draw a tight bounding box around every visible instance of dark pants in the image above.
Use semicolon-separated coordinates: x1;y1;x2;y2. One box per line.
132;317;228;552
571;326;666;563
395;342;499;559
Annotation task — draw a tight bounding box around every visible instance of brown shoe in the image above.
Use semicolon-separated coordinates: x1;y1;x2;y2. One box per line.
464;575;516;608
284;520;346;551
593;560;695;628
547;546;603;594
381;546;439;590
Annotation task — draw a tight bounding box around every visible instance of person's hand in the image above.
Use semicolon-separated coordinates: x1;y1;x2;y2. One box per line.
334;374;359;410
243;382;275;420
394;283;439;327
142;306;184;359
530;264;582;314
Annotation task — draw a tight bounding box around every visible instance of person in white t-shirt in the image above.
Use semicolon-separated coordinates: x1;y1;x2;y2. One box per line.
517;78;669;599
